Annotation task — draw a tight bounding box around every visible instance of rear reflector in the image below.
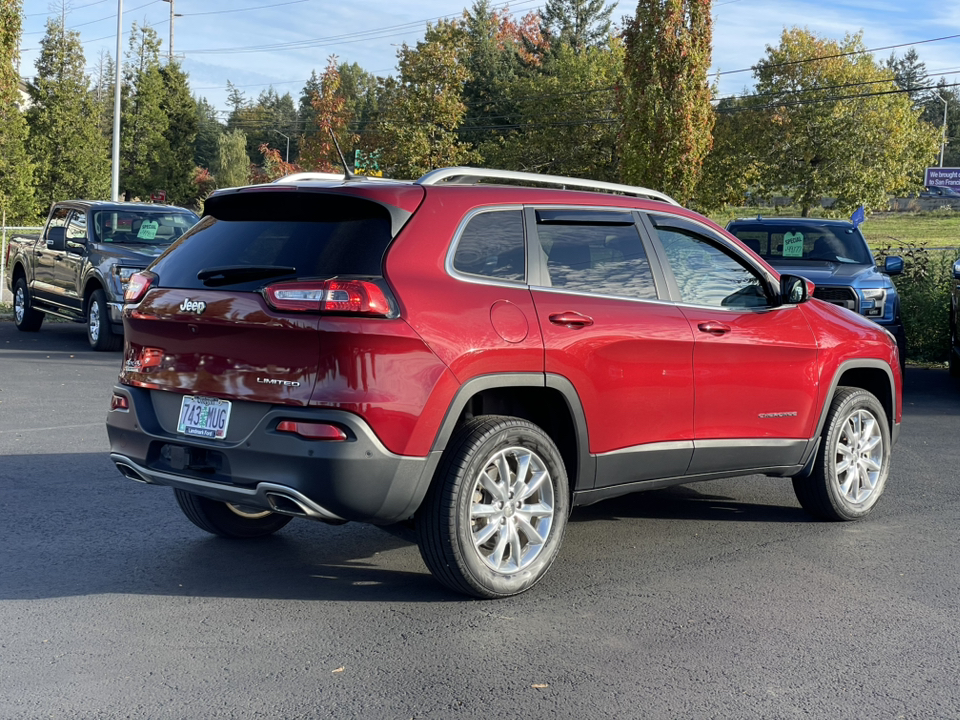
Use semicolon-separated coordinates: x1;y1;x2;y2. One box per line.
125;271;156;303
264;279;394;317
276;421;348;441
110;394;129;411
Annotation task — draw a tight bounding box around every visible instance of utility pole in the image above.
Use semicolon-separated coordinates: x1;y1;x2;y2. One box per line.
110;0;122;202
162;0;181;61
933;92;949;167
274;130;291;163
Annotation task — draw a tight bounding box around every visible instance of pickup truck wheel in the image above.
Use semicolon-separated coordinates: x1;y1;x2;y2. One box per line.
13;277;44;332
174;488;292;538
793;387;891;521
416;416;569;598
87;289;122;351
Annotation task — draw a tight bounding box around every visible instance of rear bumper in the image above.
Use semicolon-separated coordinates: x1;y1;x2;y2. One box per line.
106;385;439;524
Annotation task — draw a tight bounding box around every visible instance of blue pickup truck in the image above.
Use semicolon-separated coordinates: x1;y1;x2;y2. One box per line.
5;200;198;350
726;217;906;370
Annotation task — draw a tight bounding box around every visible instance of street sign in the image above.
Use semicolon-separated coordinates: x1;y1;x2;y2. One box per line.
150;190;167;203
924;168;960;188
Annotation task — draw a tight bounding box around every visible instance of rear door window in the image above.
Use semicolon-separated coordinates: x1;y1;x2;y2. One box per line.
532;209;658;300
150;192;395;292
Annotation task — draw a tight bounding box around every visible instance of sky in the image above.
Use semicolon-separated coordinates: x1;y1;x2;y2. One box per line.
16;0;960;121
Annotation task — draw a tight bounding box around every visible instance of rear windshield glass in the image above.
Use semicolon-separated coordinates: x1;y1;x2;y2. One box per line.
728;223;872;265
93;209;198;245
149;192;394;291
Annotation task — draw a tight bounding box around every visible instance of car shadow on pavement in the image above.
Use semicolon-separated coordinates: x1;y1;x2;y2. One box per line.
571;482;809;525
0;452;457;603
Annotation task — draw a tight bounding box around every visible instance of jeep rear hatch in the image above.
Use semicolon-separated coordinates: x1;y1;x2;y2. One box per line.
120;187;423;406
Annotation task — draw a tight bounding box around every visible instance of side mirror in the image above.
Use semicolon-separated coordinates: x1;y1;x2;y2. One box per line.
953;258;960;280
780;274;810;305
46;226;66;251
883;256;904;276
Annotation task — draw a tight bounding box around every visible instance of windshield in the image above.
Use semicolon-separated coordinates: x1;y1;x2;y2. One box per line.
728;223;873;265
93;209;199;245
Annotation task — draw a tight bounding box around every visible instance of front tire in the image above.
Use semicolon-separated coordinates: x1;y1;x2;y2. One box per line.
416;416;569;598
87;289;123;351
793;387;891;521
13;277;44;332
174;489;293;538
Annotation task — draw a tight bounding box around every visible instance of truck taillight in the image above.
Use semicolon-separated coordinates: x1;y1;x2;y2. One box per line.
264;279;395;317
125;271;156;303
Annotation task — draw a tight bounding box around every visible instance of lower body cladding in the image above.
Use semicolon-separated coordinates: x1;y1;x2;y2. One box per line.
106;385;438;525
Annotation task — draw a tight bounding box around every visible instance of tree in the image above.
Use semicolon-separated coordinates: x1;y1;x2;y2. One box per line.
90;49;116;140
120;24;168;199
227;86;298;163
193;96;223;170
487;39;623;181
298;58;355;172
155;62;198;204
26;15;109;207
886;48;928;108
540;0;613;54
0;0;35;222
373;21;478;178
215;129;251;188
459;0;539;154
620;0;714;205
744;28;939;214
921;79;959;168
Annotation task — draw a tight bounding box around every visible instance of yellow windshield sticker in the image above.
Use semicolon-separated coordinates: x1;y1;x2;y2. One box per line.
137;220;159;240
783;231;804;258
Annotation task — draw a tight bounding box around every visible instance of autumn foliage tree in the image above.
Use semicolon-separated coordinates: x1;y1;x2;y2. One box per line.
620;0;714;204
299;58;355;172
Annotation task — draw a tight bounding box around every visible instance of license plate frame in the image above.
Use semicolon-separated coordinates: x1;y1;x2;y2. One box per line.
177;395;232;440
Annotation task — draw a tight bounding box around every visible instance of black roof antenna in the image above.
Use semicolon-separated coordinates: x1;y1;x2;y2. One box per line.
328;129;357;181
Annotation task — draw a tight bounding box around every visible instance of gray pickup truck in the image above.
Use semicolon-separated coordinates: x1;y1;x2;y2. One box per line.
5;200;199;350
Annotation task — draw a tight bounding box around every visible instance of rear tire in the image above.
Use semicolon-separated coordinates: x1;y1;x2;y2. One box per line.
13;277;44;332
416;416;569;598
174;489;292;538
793;387;891;521
87;289;123;351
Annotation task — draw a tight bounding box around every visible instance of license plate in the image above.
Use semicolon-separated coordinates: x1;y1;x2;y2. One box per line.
177;395;231;439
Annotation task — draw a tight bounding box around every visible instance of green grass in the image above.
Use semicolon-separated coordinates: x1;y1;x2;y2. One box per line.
709;206;960;251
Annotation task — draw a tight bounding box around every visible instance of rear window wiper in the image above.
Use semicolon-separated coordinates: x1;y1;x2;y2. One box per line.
197;265;297;287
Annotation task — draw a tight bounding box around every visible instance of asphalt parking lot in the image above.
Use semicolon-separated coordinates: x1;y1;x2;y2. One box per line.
1;320;959;719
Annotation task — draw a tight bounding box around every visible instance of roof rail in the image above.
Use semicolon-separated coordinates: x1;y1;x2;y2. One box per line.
273;172;403;185
274;172;347;183
416;167;680;205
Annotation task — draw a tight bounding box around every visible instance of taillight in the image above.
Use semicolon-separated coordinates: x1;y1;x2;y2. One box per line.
125;271;156;303
264;279;394;317
276;421;347;441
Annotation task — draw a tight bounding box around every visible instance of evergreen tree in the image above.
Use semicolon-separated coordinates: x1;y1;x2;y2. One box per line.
540;0;614;53
120;24;168;199
886;48;928;108
91;49;116;139
298;70;322;135
193;96;223;170
620;0;714;205
26;15;109;207
155;62;198;204
921;78;958;168
0;0;36;222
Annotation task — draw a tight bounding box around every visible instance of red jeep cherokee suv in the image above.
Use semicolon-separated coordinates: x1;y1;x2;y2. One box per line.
106;168;902;598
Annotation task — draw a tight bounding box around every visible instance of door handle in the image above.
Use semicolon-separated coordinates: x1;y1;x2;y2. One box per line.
549;312;594;328
697;321;731;336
